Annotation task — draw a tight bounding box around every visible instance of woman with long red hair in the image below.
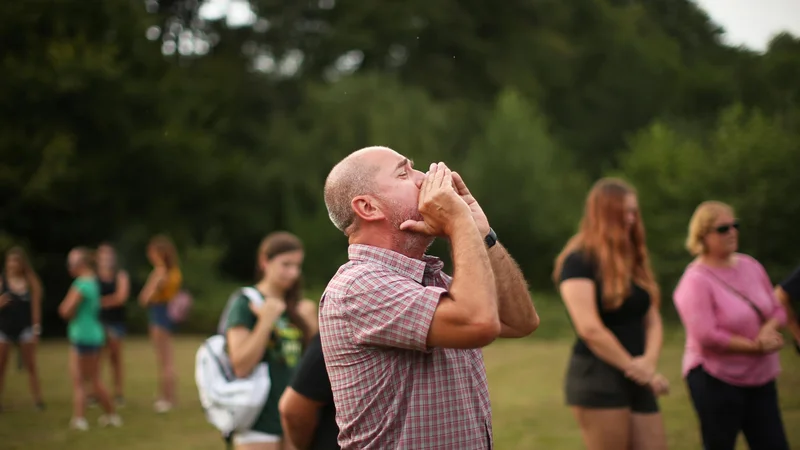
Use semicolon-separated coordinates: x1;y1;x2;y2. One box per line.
553;178;668;450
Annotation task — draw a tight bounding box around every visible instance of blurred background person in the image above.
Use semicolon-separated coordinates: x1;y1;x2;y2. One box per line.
224;231;318;450
0;246;45;412
138;234;182;413
554;178;668;450
97;242;130;407
59;247;121;430
674;201;789;450
774;265;800;353
279;331;339;450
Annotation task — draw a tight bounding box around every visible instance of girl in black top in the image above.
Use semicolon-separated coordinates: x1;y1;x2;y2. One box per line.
0;247;45;410
553;178;668;450
96;243;130;406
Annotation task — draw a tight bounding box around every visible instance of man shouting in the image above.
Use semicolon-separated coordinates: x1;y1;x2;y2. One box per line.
320;146;539;449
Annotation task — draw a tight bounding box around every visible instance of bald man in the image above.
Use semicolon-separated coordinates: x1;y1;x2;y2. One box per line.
319;146;539;449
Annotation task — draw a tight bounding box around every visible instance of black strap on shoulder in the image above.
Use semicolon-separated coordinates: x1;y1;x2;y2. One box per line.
699;266;767;323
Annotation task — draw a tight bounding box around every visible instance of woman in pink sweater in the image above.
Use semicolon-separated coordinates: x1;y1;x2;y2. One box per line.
673;201;789;450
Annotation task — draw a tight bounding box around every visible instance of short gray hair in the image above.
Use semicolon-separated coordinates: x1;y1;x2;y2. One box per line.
324;159;380;235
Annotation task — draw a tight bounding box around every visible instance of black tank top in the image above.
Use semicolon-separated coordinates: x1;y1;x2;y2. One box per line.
0;274;33;336
99;271;126;324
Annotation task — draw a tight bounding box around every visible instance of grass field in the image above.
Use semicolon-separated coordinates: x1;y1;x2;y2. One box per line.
0;336;798;450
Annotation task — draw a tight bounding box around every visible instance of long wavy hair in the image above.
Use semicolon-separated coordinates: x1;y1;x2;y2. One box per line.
553;178;660;309
4;246;43;298
256;232;311;343
148;235;179;269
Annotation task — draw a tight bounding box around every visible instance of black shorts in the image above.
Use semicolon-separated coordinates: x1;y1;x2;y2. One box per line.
565;353;659;413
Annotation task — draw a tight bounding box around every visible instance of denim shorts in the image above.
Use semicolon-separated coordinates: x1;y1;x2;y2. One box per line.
0;326;35;344
148;304;175;332
74;344;102;355
104;322;126;339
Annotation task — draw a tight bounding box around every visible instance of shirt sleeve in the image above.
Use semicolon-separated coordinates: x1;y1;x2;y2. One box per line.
751;258;787;326
341;270;446;352
72;278;91;299
290;333;333;404
224;294;256;331
673;270;734;351
779;265;800;303
559;251;595;282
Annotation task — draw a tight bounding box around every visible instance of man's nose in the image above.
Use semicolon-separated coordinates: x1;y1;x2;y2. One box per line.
413;170;426;188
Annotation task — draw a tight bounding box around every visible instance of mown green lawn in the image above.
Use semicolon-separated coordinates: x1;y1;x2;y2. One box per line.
0;336;798;449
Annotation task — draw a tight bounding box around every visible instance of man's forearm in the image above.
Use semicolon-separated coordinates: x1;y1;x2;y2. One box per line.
448;216;498;324
489;243;538;337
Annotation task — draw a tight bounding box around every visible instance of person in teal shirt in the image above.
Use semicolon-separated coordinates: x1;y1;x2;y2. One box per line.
58;247;121;431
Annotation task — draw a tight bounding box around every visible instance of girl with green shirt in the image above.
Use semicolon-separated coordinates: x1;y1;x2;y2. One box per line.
225;232;318;450
58;247;121;431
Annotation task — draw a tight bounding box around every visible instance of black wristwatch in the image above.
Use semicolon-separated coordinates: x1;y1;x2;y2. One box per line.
484;228;498;249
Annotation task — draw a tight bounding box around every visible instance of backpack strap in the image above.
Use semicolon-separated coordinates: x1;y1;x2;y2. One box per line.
203;339;234;382
217;287;265;335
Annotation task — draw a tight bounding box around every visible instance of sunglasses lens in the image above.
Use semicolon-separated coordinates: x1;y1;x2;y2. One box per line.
715;221;739;234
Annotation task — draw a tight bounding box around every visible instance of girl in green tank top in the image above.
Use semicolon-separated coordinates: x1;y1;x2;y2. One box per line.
58;247;121;431
223;232;318;449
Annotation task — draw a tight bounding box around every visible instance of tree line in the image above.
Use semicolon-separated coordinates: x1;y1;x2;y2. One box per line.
1;0;798;335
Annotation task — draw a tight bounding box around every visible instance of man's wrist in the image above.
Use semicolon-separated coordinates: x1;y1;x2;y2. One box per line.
32;324;42;335
484;228;498;249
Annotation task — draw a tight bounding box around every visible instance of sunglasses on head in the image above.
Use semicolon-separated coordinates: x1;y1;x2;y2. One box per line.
713;221;740;234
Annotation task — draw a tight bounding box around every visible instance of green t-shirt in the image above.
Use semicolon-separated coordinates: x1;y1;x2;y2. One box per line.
224;289;304;435
68;276;105;346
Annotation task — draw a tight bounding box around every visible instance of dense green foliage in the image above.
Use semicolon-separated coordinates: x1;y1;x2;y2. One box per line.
1;0;798;335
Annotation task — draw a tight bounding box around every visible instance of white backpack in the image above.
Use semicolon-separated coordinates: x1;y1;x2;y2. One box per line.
195;287;271;441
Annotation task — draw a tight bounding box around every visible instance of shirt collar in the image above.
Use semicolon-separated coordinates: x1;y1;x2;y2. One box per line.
348;244;444;284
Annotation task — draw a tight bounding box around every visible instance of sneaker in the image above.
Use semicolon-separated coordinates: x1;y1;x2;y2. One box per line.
153;399;172;413
70;417;89;431
115;396;125;408
98;414;123;427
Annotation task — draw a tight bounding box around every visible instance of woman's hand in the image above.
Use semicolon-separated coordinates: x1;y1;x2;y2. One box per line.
757;331;784;353
649;373;670;396
625;356;656;385
250;296;286;325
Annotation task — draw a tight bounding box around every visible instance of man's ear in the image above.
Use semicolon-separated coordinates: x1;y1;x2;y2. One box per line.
352;195;386;224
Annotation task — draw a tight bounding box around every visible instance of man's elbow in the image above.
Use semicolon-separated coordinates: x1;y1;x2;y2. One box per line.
472;317;502;347
526;312;541;335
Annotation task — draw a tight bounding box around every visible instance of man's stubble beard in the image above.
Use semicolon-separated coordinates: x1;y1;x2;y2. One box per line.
385;199;435;256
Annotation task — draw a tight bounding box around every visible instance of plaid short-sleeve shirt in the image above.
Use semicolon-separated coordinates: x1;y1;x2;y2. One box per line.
319;244;493;450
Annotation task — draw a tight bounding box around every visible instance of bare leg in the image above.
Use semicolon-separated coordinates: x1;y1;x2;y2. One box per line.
631;412;668;450
107;335;124;398
0;342;9;408
151;326;175;405
70;348;85;420
20;341;43;405
81;351;114;415
571;407;632;450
